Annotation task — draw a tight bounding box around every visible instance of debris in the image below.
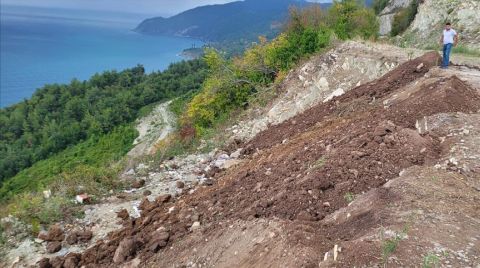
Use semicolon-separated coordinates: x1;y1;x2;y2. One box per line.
113;238;136;264
191;221;201;230
46;241;62;253
75;193;90;204
117;209;130;221
132;179;146;189
176;181;185;189
38;225;64;242
43;190;51;199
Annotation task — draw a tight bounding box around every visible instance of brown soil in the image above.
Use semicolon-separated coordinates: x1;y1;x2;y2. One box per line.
40;52;480;268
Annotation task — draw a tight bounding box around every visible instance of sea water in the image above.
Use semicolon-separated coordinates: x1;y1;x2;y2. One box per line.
0;5;202;107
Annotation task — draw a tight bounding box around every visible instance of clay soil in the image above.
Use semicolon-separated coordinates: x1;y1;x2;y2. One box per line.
40;52;480;268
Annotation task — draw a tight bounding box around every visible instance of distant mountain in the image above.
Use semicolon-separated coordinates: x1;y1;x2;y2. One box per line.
135;0;330;43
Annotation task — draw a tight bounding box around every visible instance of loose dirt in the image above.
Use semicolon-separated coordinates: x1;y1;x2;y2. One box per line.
33;51;480;268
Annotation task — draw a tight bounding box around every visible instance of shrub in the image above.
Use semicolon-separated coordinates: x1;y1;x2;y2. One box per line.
391;0;419;37
373;0;389;14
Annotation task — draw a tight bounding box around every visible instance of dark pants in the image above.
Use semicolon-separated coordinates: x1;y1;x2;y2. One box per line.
442;43;453;67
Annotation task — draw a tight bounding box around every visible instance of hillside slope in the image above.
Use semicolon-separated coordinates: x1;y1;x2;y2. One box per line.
385;0;480;49
25;43;480;267
135;0;326;42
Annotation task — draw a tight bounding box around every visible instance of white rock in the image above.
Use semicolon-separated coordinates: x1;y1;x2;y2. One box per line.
324;88;345;102
43;189;51;199
191;221;201;230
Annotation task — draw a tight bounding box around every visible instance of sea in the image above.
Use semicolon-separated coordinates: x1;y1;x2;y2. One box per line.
0;5;203;108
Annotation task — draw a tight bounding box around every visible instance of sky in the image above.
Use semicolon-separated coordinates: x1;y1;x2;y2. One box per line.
1;0;332;16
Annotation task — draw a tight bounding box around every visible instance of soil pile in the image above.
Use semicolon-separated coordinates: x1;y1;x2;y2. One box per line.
40;52;480;267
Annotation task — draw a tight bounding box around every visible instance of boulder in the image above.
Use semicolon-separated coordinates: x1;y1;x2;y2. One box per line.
46;241;62;253
38;225;64;242
38;258;52;268
117;209;130;221
113;238;136;264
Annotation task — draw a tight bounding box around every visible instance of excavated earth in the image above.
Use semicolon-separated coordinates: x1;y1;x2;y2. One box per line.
36;52;480;268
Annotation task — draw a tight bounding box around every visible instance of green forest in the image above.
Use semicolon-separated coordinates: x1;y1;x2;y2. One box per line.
0;60;208;199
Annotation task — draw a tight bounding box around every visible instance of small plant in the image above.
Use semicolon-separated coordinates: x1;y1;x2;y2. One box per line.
381;224;409;265
423;253;440;268
344;192;355;203
309;156;327;170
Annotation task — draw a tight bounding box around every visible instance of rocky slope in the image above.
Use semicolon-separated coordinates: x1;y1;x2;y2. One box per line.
386;0;480;49
378;0;413;36
3;42;480;268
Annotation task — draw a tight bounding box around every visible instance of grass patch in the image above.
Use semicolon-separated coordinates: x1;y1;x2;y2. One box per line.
422;252;440;268
451;45;480;57
344;192;355;203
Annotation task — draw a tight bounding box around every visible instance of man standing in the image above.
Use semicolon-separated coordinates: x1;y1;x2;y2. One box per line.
440;22;458;69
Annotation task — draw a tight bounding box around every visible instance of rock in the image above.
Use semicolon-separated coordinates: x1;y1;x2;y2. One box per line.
117;209;130;221
132;179;146;189
49;257;64;268
125;169;135;175
155;194;171;204
43;190;52;199
154;231;170;242
191;221;201;230
143;190;152;196
113;238;136;264
75;193;90;204
176;181;185;189
77;230;93;243
202;179;214;186
116;193;128;199
296;211;316;221
65;232;78;245
149;239;167;253
230;148;243;159
323;202;331;207
63;253;80;268
46;241;62;253
324;88;345;102
38;225;64;242
139;197;151;210
38;258;52;268
137;163;148;170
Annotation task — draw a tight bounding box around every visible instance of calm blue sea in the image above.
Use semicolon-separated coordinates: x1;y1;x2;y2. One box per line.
0;5;202;108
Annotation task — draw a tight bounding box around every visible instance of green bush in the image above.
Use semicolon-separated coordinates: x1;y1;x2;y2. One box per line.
391;0;419;36
373;0;389;14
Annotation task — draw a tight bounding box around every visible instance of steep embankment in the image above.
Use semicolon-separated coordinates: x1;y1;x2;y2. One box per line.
379;0;480;50
404;0;480;49
31;44;480;267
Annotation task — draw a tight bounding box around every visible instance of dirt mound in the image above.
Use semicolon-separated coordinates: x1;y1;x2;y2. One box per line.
39;52;480;268
242;51;441;152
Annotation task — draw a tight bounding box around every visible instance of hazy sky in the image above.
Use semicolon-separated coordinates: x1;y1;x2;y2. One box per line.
1;0;332;16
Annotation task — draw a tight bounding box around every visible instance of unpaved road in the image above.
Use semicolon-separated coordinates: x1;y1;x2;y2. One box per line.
127;101;175;158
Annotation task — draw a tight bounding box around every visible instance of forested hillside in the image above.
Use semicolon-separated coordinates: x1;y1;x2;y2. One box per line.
135;0;328;43
0;60;208;194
